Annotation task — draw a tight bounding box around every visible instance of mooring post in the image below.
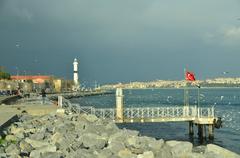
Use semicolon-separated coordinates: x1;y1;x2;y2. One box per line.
208;124;214;139
189;121;194;135
116;87;124;122
202;125;206;138
198;124;203;138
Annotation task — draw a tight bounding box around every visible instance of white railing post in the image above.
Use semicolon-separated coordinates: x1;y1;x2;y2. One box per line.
212;106;214;117
116;88;124;122
198;107;200;118
58;96;63;108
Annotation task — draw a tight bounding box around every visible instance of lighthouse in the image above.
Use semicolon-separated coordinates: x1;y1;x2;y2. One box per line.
73;58;80;91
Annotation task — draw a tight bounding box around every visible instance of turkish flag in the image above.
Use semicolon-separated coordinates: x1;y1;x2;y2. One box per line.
185;71;196;81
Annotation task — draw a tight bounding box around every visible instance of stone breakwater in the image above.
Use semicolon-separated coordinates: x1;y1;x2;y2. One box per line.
0;112;239;158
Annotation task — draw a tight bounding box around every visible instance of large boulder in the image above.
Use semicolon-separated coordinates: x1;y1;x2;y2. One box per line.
40;151;64;158
148;139;164;151
5;134;17;142
118;148;137;158
154;144;172;158
206;144;240;158
19;140;34;154
137;151;154;158
166;140;193;158
106;141;125;154
30;131;45;140
80;133;108;150
95;149;113;158
82;114;99;122
9;126;24;135
68;149;97;158
25;138;50;148
5;144;20;155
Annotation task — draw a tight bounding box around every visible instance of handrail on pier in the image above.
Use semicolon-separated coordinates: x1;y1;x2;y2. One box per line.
76;105;215;121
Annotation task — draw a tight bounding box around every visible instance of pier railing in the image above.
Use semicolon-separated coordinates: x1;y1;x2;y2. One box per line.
75;105;214;121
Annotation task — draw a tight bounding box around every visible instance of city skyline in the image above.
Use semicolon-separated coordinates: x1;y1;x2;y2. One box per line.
0;0;240;84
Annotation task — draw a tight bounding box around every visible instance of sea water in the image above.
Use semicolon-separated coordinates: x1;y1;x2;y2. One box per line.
70;88;240;154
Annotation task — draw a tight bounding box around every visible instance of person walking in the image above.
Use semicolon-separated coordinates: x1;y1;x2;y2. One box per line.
41;88;46;104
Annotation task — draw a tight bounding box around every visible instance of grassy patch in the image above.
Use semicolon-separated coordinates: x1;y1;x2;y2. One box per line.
0;138;6;145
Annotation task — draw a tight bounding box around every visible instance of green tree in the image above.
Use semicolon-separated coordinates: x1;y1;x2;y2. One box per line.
0;68;11;80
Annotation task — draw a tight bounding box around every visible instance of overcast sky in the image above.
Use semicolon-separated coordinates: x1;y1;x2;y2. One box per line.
0;0;240;85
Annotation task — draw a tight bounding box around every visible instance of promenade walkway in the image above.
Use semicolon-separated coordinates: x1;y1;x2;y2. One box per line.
0;104;58;131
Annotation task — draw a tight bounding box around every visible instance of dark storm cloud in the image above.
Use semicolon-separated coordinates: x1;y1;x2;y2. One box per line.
0;0;240;84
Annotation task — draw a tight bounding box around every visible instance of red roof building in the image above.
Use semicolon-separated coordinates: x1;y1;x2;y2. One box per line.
11;75;51;84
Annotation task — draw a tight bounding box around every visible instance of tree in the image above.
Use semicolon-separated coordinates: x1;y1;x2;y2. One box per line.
0;67;11;80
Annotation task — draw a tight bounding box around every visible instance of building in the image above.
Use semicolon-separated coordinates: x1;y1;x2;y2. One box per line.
11;75;51;84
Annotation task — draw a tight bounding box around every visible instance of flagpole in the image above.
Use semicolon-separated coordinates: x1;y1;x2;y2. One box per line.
198;87;200;109
184;68;186;106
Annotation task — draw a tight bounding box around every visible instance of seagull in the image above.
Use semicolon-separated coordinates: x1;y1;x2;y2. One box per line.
222;71;229;75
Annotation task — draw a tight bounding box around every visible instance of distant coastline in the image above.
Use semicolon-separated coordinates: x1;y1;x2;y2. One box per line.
101;78;240;90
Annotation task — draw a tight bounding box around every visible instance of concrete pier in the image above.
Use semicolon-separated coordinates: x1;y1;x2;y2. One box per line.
189;121;194;135
208;124;214;139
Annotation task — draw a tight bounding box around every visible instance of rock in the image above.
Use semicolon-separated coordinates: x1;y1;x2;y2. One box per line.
155;144;172;158
19;140;34;153
36;145;57;153
40;151;64;158
82;114;98;122
30;150;41;158
5;135;17;142
29;145;57;158
118;148;137;158
126;136;140;148
69;149;97;158
205;151;224;158
80;133;107;150
51;132;63;144
24;128;38;134
25;138;50;148
0;153;7;158
148;139;164;151
206;144;240;158
137;151;154;158
85;124;108;136
95;149;113;158
109;129;139;145
166;141;193;158
10;126;24;135
166;140;181;147
54;122;75;134
107;141;125;154
123;128;139;137
30;132;45;140
5;144;20;155
192;145;206;154
187;153;205;158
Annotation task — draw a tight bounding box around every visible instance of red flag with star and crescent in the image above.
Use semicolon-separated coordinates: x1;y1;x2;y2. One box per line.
185;71;196;81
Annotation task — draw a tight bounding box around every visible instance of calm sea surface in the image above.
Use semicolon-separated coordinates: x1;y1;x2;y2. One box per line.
70;88;240;154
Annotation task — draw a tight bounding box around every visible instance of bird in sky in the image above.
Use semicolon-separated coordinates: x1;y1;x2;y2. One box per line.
222;71;229;75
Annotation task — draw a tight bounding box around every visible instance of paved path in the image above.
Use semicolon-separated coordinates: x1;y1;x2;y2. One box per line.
0;104;58;130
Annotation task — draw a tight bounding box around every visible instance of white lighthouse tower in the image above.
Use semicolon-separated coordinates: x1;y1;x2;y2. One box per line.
73;58;80;91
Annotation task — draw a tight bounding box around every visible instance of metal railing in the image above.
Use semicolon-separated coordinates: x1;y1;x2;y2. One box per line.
60;94;215;121
76;105;214;120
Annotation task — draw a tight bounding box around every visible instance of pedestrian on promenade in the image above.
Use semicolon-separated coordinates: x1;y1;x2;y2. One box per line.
41;88;46;104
